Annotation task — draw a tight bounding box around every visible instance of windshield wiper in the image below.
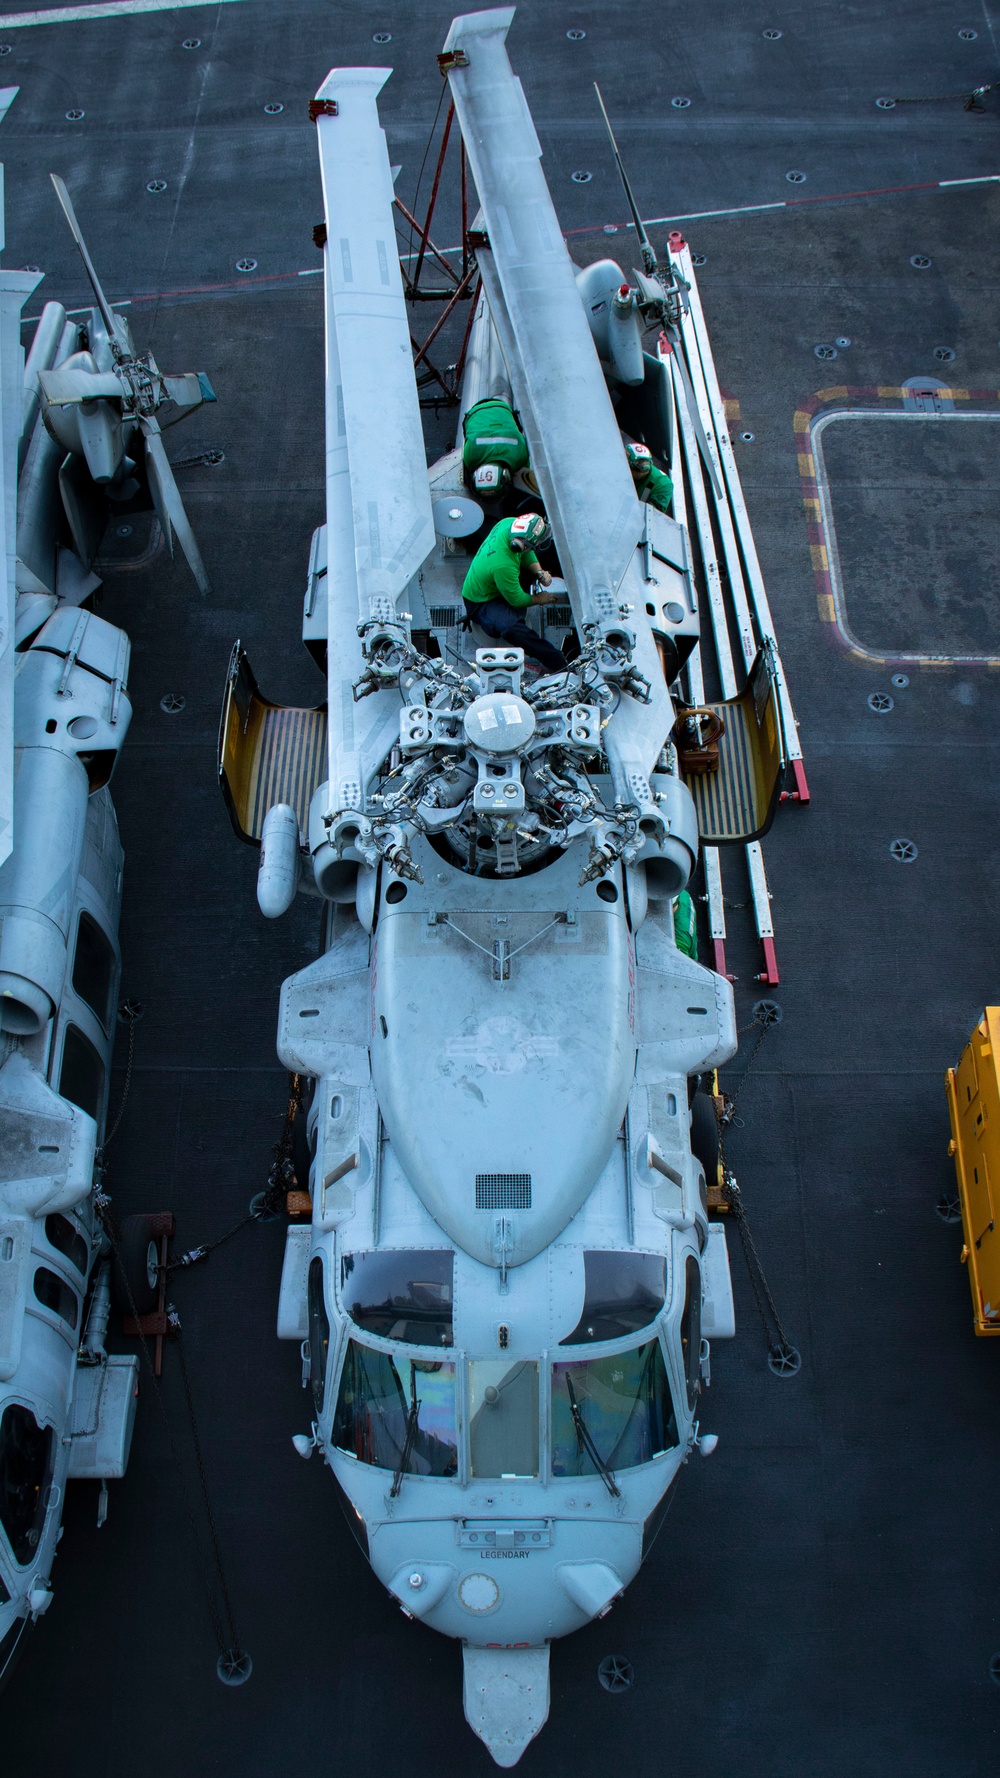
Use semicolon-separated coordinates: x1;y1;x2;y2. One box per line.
565;1372;621;1499
390;1368;422;1498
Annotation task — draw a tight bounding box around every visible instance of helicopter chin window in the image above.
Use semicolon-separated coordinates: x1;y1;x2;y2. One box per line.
331;1341;458;1479
560;1252;666;1344
339;1249;454;1346
550;1340;679;1477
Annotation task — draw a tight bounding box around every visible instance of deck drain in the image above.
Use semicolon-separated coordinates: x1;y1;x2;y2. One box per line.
182;37;200;48
868;692;894;712
671;96;691;108
933;347;955;362
65;109;85;121
875;96;896;108
691;253;707;266
264;102;284;114
217;1648;253;1686
740;431;755;441
571;170;592;183
115;524;133;538
146;179;167;194
117;998;144;1024
835;336;852;348
768;1343;802;1377
763;27;783;38
989;1653;1000;1688
22;265;40;273
598;1656;634;1694
958;27;978;39
910;254;932;269
235;258;258;272
203;448;225;465
752;999;782;1026
936;1189;961;1225
160;693;186;715
891;673;909;689
0;44;11;55
566;29;586;40
890;839;918;863
786;170;806;183
603;224;618;233
372;31;391;43
814;344;837;359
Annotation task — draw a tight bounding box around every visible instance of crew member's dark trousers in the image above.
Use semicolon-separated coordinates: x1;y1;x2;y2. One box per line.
463;597;567;673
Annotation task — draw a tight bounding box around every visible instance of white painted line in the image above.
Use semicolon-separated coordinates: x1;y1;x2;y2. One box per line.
0;0;249;27
297;267;322;276
938;174;1000;186
0;86;18;124
645;202;786;225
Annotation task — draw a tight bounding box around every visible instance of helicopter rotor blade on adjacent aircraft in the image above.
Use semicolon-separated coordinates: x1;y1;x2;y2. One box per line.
142;417;210;596
37;363;122;406
49;173;124;348
46;173;214;595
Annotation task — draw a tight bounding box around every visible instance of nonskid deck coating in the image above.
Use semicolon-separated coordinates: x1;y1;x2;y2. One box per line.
4;4;1000;1775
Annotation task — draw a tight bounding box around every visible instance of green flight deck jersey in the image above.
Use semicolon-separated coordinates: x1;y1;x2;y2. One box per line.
461;398;530;477
462;517;539;610
634;462;674;515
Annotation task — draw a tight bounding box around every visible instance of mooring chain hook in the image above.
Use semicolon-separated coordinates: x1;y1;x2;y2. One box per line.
161;1074;305;1275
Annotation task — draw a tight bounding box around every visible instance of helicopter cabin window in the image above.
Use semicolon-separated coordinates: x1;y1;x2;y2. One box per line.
32;1266;79;1330
71;911;116;1032
44;1213;89;1278
58;1025;105;1123
332;1342;457;1479
339;1250;454;1347
561;1252;667;1344
550;1339;678;1478
468;1360;539;1478
0;1403;55;1566
679;1256;702;1410
307;1257;330;1414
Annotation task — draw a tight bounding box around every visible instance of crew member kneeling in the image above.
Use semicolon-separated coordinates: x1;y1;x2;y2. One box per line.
462;513;567;673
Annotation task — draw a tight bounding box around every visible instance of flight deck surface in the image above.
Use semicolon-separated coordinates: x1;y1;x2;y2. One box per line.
4;2;1000;1774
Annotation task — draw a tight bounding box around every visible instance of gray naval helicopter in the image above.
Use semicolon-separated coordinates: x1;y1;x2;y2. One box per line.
219;9;787;1763
0;165;213;1682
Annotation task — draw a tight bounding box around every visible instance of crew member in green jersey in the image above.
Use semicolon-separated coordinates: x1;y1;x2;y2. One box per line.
627;440;673;514
462;397;530;498
462;512;567;673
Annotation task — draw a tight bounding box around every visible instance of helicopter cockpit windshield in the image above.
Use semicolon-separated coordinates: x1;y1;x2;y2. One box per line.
551;1340;678;1479
332;1343;459;1479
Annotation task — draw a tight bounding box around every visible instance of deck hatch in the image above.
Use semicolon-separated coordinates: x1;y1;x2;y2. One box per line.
476;1173;531;1210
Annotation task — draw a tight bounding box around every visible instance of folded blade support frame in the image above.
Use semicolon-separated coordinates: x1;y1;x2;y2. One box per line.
662;234;808;984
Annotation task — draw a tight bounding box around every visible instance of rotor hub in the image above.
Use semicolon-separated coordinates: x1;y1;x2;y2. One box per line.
463;692;535;755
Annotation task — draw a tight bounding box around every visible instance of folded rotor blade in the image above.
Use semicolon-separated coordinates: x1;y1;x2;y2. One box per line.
142;418;210;596
38;364;122;406
313;67;435;618
441;13;644;620
49;175;122;346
